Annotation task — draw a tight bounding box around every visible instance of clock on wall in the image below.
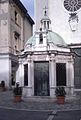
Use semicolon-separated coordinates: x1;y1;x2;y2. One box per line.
64;0;81;12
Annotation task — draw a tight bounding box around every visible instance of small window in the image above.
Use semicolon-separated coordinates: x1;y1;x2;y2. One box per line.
39;33;43;44
47;21;49;29
14;32;20;52
15;11;18;24
24;64;28;86
44;21;46;29
15;11;21;26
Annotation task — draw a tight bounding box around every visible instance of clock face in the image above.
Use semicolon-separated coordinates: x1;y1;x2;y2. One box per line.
64;0;81;12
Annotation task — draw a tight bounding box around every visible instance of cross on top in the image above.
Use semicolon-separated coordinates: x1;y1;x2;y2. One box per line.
43;6;48;16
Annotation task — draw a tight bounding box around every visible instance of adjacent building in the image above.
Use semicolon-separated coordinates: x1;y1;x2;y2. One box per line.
0;0;34;88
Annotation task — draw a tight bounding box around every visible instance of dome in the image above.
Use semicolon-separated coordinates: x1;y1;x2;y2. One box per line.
25;30;67;47
25;35;36;46
47;31;67;46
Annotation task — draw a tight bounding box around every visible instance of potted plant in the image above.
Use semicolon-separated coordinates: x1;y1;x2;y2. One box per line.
0;81;6;91
13;83;22;102
55;86;66;104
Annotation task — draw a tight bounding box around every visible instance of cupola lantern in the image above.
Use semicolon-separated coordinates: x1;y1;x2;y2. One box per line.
40;7;51;30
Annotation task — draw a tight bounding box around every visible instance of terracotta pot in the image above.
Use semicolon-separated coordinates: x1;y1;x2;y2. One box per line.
14;95;22;102
56;96;65;104
0;87;5;92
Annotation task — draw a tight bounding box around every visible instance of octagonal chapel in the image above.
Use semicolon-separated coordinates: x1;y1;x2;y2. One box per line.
16;11;74;97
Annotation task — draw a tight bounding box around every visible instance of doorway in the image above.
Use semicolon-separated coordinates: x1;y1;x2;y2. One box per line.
34;61;49;96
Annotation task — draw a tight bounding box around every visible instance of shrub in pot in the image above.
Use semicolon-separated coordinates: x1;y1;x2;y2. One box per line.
55;86;66;104
13;83;22;102
0;81;6;91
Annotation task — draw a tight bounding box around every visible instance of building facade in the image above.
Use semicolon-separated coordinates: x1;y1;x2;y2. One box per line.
16;11;74;97
0;0;34;88
35;0;81;92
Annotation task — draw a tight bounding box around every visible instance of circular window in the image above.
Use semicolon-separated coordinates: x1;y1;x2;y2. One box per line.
64;0;81;12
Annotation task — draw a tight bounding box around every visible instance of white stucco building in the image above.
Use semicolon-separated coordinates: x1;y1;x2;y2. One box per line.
16;11;74;97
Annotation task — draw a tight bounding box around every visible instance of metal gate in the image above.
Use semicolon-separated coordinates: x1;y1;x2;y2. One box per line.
56;63;66;86
34;61;49;96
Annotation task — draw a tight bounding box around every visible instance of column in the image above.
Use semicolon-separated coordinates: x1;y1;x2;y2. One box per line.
4;56;11;88
67;61;74;95
8;59;12;88
49;59;56;97
16;60;24;86
70;61;74;94
27;55;32;96
31;60;34;96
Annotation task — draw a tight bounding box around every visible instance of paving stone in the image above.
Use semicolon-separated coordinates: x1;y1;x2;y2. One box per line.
0;91;81;111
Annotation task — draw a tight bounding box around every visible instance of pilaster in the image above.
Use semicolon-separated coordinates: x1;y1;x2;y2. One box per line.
49;54;56;97
27;55;33;96
67;59;74;95
16;59;24;86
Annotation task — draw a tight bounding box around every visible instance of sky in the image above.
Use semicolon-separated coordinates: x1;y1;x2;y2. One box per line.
20;0;34;18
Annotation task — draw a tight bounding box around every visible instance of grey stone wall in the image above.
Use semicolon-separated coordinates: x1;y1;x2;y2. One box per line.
72;48;81;89
0;2;9;53
0;0;33;54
